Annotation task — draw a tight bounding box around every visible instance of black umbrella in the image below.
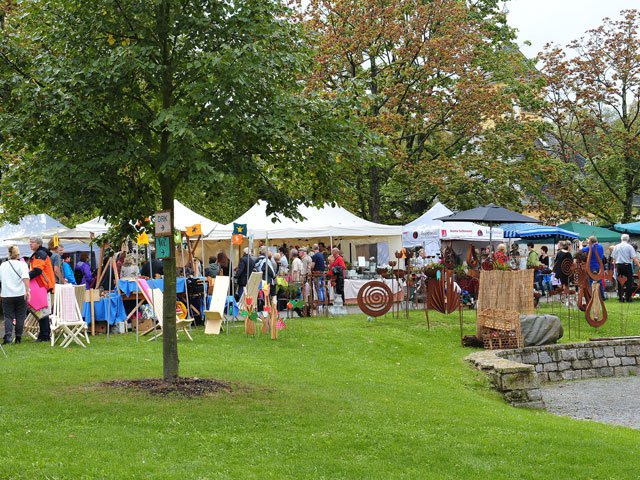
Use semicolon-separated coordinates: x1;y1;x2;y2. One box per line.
435;203;541;249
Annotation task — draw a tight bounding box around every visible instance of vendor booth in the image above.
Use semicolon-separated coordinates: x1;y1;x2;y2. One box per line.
205;200;402;267
402;202;504;260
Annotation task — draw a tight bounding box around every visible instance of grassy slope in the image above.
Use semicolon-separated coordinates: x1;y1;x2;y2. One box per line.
0;304;638;479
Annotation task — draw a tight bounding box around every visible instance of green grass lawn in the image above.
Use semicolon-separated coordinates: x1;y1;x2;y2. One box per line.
1;303;639;479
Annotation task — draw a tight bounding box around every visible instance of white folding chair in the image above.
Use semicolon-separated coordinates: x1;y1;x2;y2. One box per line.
50;284;90;348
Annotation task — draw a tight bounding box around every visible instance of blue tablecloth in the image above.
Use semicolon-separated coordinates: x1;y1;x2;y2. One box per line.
118;277;187;295
82;293;127;325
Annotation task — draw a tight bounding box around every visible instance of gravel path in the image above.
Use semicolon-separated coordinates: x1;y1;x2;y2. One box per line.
542;376;640;429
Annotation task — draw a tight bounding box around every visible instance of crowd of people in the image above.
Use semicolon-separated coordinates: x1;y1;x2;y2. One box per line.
0;238;352;345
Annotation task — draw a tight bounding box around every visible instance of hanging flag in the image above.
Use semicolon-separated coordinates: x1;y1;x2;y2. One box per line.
232;234;244;246
136;232;149;245
52;234;59;248
186;224;202;236
233;223;247;235
174;230;182;245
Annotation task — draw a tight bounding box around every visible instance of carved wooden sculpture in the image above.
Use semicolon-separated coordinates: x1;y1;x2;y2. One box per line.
584;245;607;327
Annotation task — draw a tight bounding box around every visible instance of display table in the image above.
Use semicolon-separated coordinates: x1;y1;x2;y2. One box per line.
118;277;188;295
81;293;127;325
337;278;404;305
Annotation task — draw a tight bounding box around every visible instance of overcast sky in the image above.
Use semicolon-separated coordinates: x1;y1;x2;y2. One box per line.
506;0;638;58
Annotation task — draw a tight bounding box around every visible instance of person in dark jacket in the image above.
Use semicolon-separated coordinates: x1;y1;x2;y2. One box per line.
140;252;164;278
234;248;255;300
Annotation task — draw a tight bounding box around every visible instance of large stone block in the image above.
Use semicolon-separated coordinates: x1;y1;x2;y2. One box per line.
607;357;622;367
577;349;594;360
521;352;539;364
557;361;571;371
572;360;592;370
597;367;614;377
614;366;630;377
602;346;615;357
543;362;559;372
591;358;608;368
581;369;597;379
499;371;537;391
614;346;627;356
560;349;578;361
562;370;581;380
621;357;637;366
538;351;553;364
626;345;640;356
592;348;604;358
547;371;563;382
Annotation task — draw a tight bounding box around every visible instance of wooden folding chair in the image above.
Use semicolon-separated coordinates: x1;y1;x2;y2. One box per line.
23;309;41;340
204;276;230;335
143;288;193;342
50;284;90;348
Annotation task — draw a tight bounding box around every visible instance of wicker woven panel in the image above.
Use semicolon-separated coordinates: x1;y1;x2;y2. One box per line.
477;270;534;315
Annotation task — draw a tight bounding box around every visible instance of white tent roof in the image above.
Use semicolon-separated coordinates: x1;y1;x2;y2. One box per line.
0;214;68;247
60;201;226;239
405;202;453;228
173;200;227;235
206;200;401;240
75;216;110;234
402;202;504;246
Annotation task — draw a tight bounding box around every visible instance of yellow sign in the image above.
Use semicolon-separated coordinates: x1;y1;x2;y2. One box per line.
136;232;149;245
52;234;59;248
186;224;202;237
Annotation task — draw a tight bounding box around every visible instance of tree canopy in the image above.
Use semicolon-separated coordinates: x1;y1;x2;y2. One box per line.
539;9;640;223
0;0;356;380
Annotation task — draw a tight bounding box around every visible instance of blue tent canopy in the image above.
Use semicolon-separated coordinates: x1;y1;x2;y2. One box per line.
614;221;640;235
499;223;579;240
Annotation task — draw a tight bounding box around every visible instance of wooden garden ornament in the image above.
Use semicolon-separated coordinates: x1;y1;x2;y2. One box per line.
357;281;394;317
585;245;608;328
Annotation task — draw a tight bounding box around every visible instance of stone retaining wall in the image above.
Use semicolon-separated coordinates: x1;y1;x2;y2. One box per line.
466;338;640;409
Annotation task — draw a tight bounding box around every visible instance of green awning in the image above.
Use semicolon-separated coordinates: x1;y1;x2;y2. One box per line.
558;222;620;243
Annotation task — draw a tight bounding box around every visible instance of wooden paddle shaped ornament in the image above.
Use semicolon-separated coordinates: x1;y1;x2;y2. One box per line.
584;245;607;328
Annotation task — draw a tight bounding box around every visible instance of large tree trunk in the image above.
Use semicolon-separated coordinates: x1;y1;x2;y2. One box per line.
160;176;179;382
368;165;381;223
157;0;178;382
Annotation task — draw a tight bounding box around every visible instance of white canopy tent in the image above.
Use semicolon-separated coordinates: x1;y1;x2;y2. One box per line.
402;202;504;257
205;201;402;266
0;214;93;258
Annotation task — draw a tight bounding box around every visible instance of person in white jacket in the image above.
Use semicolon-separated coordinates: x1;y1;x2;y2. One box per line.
0;245;31;344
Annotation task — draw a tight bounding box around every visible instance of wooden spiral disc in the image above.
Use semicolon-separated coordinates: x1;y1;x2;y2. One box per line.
357;281;393;317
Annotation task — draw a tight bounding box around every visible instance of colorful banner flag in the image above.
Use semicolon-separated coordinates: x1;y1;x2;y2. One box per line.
185;224;202;236
232;234;244;246
233;223;247;235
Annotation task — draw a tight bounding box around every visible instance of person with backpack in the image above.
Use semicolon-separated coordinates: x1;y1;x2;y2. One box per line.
205;256;221;278
74;252;93;289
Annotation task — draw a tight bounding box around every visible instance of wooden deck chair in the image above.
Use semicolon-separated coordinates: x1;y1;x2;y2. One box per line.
145;288;193;342
50;284;90;348
239;272;263;310
23;309;40;340
204;276;230;335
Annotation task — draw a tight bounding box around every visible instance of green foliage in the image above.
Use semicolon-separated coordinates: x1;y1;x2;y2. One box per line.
1;311;640;478
0;0;357;234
